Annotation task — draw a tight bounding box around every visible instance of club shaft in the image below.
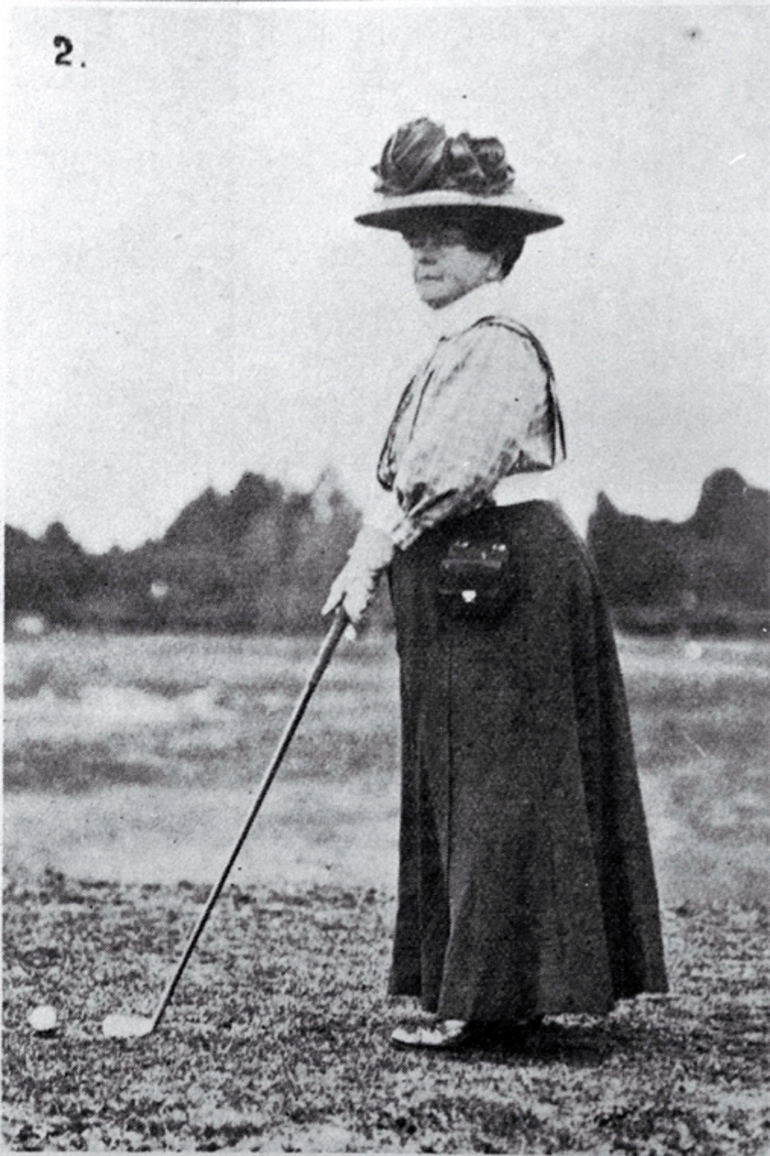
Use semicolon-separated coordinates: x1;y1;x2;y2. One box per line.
149;608;349;1031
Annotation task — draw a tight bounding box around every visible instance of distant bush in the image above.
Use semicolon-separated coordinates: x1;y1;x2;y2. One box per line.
5;470;385;635
589;469;769;635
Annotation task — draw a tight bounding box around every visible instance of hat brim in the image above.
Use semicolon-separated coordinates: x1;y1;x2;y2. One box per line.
355;188;563;235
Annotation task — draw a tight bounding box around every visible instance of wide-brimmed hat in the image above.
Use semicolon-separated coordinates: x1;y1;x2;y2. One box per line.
355;117;563;236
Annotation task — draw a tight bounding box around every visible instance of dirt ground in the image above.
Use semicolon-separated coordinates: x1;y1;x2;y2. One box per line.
3;870;769;1154
4;632;769;1152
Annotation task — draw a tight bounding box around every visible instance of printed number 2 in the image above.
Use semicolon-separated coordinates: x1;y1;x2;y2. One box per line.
54;35;73;66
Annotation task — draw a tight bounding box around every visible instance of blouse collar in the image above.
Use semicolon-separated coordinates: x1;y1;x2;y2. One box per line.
421;279;509;341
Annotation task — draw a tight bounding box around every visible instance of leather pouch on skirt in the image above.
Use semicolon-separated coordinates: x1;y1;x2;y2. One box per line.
436;536;513;620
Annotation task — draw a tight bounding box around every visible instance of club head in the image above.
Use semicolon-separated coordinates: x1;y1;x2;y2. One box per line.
102;1013;154;1039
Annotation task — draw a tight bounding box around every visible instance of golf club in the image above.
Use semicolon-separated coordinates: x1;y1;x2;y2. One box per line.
102;605;349;1039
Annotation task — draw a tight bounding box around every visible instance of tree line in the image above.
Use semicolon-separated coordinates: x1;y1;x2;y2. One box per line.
6;467;768;636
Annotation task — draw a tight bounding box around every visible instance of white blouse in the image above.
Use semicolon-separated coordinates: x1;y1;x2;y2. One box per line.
369;282;566;551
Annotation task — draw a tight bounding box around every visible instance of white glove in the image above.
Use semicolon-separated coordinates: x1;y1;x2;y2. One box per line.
322;526;395;635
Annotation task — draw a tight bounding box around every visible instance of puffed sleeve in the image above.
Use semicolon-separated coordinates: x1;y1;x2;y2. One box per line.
376;320;562;550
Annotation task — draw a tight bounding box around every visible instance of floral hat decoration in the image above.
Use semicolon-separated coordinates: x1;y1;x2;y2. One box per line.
355;117;563;235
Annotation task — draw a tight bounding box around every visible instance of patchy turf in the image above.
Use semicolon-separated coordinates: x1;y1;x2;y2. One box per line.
4;634;769;1150
3;871;769;1153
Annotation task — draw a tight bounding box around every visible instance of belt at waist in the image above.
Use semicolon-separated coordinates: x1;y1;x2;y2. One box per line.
492;471;562;507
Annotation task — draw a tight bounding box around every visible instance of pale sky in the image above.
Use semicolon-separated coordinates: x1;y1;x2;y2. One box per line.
6;2;769;552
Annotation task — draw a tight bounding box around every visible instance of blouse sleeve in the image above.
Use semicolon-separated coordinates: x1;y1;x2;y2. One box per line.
378;320;561;550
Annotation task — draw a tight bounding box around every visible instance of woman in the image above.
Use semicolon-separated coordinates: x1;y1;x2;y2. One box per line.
324;118;667;1049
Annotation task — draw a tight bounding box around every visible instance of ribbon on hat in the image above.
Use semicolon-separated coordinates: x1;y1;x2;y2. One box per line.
373;118;515;198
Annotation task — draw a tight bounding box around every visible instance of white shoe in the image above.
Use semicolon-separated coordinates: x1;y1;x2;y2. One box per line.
390;1019;475;1050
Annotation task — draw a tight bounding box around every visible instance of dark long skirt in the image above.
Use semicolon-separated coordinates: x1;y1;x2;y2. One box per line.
389;501;667;1023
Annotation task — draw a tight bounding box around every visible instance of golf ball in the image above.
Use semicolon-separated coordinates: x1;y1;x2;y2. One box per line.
28;1005;57;1033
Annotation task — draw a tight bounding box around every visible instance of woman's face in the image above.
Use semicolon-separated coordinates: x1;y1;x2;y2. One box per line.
402;223;502;310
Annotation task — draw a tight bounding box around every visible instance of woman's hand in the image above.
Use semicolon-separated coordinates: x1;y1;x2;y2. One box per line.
322;526;395;637
322;560;378;636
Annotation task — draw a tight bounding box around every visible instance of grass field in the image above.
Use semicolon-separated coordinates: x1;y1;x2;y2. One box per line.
4;631;770;1152
5;631;769;905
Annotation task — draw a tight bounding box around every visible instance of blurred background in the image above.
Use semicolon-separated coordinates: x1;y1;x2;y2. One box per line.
7;4;769;551
5;3;769;912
